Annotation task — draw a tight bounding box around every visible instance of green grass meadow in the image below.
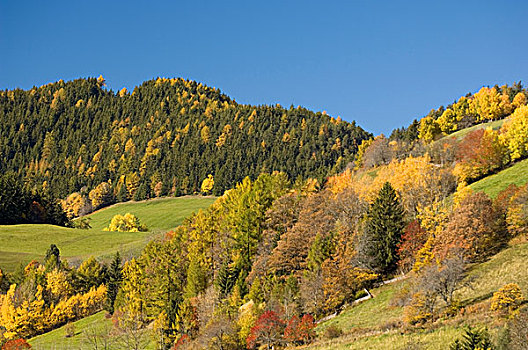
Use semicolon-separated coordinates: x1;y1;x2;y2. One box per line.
0;196;215;272
440;118;507;142
469;158;528;198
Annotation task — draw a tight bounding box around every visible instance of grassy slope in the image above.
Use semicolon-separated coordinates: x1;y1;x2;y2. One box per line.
0;196;215;272
439;118;507;142
30;312;108;350
468;158;528;198
306;242;528;349
29;311;157;350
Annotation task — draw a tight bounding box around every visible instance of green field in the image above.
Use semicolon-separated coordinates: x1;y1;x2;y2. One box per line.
0;196;215;272
440;118;507;142
469;158;528;198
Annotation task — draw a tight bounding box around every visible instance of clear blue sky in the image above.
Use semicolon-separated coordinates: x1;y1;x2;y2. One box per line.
1;0;527;135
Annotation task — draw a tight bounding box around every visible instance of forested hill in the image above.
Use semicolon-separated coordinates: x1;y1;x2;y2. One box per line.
0;77;371;199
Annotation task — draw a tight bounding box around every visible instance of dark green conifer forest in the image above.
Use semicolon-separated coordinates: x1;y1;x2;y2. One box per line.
0;77;371;203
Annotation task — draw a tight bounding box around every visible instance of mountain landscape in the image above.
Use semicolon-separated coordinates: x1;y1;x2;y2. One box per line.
0;78;527;350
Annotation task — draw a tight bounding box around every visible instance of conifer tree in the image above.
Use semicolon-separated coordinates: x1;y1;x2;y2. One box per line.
105;251;122;314
361;182;405;275
45;244;61;270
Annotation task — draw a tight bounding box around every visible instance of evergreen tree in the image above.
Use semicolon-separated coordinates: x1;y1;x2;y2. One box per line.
0;173;29;224
361;182;405;275
105;251;122;314
45;244;61;270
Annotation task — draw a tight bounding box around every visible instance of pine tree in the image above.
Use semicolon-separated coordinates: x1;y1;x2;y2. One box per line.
362;182;405;275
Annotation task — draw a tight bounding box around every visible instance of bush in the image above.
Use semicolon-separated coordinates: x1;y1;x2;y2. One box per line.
64;322;75;338
103;213;147;232
71;217;91;229
403;292;434;325
490;283;524;316
1;339;32;350
324;324;342;339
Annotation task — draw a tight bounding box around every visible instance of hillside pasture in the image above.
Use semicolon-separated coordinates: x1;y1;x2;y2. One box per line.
0;196;215;272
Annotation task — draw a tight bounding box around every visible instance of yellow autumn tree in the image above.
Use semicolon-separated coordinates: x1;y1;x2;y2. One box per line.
47;269;73;303
418;116;441;143
125;172;140;199
62;192;90;218
0;284;17;339
469;86;512;122
354;139;373;169
501;105;528;161
89;181;114;210
512;92;527;108
326;168;352;195
201;174;214;194
201;125;211;143
104;213;147;232
437;108;460;134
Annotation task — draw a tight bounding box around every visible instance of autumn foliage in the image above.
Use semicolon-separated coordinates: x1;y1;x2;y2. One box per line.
1;339;32;350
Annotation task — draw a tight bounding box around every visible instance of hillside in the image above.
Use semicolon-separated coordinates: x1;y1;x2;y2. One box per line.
0;77;371;201
305;241;528;349
2;84;527;350
0;196;215;272
468;158;528;198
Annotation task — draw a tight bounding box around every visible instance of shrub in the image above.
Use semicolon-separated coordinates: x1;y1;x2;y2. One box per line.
490;283;524;316
1;339;32;350
403;292;435;325
71;217;91;229
64;322;75;338
103;213;147;232
324;324;342;339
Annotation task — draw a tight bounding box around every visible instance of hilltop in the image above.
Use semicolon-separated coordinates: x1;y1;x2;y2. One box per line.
0;77;370;202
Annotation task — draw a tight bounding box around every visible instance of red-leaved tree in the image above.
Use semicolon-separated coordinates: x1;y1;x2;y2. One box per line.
246;311;285;349
454;129;508;182
397;220;428;273
283;314;316;345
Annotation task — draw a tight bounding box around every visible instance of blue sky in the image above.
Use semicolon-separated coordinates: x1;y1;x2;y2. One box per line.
1;0;527;135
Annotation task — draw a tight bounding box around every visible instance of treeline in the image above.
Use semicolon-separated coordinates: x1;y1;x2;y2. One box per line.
390;82;527;144
358;85;528;185
0;173;68;226
0;77;371;209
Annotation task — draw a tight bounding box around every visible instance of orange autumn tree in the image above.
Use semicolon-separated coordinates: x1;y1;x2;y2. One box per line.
453;128;509;182
434;192;508;262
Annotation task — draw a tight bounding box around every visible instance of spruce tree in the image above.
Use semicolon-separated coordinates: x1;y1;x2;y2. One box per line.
105;251;122;314
362;182;405;275
45;244;61;270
